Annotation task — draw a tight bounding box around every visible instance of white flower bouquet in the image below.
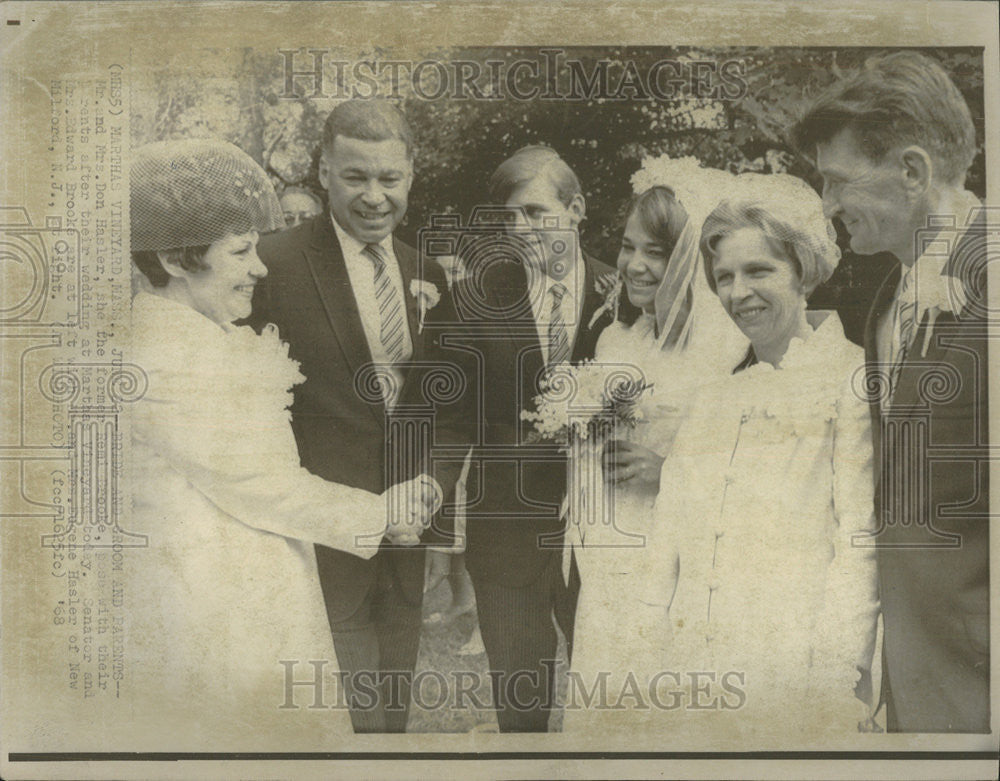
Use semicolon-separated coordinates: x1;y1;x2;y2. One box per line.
520;360;652;447
521;360;652;539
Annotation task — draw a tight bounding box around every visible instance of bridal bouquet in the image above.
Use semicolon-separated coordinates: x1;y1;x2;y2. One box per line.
520;360;652;447
522;360;652;539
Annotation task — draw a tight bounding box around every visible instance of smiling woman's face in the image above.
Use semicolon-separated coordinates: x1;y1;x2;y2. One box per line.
710;227;805;358
181;231;266;324
617;211;669;313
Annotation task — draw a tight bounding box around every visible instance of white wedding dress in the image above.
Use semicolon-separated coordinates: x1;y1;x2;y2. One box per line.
121;292;388;750
565;307;745;733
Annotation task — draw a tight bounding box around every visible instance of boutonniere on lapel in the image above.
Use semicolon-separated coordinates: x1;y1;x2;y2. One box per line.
410;278;441;334
587;272;621;330
915;257;969;357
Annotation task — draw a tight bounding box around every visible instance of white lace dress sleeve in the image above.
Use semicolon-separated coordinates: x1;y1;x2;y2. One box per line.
810;356;880;720
132;298;387;554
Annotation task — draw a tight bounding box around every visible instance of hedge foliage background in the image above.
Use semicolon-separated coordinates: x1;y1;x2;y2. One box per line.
132;46;985;341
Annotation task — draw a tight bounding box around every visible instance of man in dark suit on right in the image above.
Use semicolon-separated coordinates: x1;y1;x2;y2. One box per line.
793;51;989;733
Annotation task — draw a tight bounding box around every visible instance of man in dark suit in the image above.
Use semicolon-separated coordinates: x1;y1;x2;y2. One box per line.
793;51;989;733
432;145;616;731
251;100;449;732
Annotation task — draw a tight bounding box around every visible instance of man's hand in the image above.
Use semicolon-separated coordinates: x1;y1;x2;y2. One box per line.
602;439;665;491
383;474;443;546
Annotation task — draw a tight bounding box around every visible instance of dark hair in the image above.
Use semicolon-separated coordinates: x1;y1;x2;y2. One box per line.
321;99;414;159
616;186;688;326
791;51;976;184
488;145;582;206
131;246;210;288
630;186;689;258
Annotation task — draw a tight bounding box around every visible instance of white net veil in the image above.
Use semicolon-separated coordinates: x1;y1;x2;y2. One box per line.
628;155;746;363
130;138;283;251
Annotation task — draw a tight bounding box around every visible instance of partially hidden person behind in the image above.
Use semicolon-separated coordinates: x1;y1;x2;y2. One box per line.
279;185;323;228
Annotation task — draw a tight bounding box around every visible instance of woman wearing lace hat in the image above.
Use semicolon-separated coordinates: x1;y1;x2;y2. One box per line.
125;139;439;749
570;174;879;740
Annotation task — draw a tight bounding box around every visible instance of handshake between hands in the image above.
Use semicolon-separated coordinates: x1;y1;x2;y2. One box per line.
382;474;443;546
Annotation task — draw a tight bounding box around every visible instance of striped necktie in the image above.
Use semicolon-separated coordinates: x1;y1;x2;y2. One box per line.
889;268;916;402
547;282;571;367
363;243;406;364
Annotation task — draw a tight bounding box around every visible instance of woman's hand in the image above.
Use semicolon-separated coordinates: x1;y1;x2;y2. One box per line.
603;439;665;491
383;474;442;546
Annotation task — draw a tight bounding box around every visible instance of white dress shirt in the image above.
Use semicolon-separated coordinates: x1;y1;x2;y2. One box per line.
876;267;913;372
526;251;586;364
332;217;413;408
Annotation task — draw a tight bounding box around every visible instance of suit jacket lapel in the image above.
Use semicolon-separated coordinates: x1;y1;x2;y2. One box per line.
893;213;987;408
571;255;606;363
305;215;384;424
500;255;605;376
863;265;901;458
489;260;545;398
892;309;970;409
488;254;608;405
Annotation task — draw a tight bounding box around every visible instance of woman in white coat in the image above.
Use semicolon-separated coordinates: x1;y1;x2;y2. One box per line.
641;175;880;740
124;139;437;749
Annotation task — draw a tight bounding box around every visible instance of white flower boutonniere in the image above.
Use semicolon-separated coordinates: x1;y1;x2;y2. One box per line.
914;256;969;357
912;191;982;357
410;278;441;334
587;272;621;330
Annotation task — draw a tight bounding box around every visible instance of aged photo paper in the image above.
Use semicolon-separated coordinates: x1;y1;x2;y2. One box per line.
1;1;998;779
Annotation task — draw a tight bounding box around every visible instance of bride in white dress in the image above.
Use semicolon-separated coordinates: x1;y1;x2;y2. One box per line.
566;157;745;728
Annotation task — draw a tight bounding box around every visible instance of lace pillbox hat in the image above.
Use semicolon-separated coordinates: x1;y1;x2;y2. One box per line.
130;138;283;252
701;173;842;295
726;173;840;263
